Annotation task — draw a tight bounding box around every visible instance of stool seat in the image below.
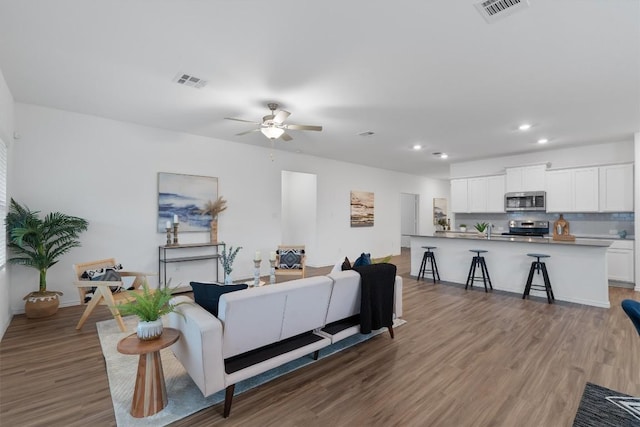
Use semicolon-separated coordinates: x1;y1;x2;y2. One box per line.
418;247;440;283
527;253;550;259
465;249;492;292
523;253;554;304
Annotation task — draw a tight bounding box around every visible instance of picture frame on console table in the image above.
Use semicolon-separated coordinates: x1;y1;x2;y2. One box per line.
157;172;218;232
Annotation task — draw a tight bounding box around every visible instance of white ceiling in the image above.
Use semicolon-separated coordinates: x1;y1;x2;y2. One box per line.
0;0;638;178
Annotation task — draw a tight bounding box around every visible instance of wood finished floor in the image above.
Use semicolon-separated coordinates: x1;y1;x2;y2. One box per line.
1;248;639;427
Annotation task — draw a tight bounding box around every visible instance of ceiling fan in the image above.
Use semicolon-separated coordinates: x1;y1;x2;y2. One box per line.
225;103;322;141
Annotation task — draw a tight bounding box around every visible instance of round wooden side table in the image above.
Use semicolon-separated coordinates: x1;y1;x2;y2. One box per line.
117;327;180;418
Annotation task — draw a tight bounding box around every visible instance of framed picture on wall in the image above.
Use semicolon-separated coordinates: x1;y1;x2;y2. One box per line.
157;172;218;232
350;190;374;227
433;198;447;225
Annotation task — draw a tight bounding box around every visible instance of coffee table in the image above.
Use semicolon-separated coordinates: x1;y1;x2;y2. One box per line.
117;328;180;418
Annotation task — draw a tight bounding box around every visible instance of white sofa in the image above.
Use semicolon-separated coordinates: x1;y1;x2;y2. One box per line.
167;269;403;418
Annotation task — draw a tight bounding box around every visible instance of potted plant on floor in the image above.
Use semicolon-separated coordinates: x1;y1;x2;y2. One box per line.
5;199;89;318
116;281;182;340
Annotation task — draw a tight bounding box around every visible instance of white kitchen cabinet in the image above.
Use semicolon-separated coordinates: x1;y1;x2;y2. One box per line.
599;164;634;212
607;240;634;283
486;175;505;212
505;165;546;192
546;169;573;212
573;167;599;212
451;179;468;213
546;167;599;212
467;177;488;212
451;175;505;213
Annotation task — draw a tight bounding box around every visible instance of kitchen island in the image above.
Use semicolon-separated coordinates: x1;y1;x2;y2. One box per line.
410;233;612;308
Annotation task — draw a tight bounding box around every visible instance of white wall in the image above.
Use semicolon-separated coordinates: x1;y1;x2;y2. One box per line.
281;171;317;263
635;132;640;292
8;103;449;314
450;140;634;178
0;68;14;338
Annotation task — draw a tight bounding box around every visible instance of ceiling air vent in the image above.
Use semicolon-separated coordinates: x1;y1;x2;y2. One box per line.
474;0;529;23
172;73;207;89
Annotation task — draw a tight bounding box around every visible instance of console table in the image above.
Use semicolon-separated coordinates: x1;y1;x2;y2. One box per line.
158;242;225;286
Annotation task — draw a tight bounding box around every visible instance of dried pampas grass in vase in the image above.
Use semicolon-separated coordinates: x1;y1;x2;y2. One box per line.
200;196;227;243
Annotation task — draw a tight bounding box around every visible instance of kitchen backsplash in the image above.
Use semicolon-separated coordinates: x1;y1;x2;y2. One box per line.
454;212;634;237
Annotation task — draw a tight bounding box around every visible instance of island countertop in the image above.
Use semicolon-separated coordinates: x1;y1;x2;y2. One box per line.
412;232;613;247
410;234;611;308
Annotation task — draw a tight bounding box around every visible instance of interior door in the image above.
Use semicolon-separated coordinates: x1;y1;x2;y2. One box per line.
400;193;418;247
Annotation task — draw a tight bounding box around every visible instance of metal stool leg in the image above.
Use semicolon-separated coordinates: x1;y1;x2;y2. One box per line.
541;262;554;303
428;253;438;283
465;257;477;289
432;254;441;281
418;252;428;280
479;257;488;292
522;262;536;299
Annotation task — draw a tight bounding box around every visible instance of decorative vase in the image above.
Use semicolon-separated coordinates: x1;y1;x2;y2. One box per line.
224;274;233;286
460;227;467;232
210;219;218;244
23;291;62;319
137;319;164;341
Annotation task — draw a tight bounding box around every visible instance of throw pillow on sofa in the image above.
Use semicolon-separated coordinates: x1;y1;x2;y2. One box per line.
190;281;248;316
353;253;371;267
341;257;352;271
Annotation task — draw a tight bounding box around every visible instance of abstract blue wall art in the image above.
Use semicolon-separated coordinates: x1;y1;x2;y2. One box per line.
157;172;218;232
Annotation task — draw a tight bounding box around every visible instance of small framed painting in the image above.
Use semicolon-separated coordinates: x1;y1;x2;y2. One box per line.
350;190;374;227
157;172;218;232
433;198;447;225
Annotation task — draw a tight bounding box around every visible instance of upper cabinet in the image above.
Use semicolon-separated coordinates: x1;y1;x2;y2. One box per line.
599;164;634;212
451;175;505;213
450;179;468;213
505;165;546;192
546;167;599;212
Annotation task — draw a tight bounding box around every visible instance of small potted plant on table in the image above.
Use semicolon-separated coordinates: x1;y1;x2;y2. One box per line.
117;282;182;340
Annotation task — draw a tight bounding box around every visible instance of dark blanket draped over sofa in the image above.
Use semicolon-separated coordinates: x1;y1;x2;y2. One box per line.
353;263;396;334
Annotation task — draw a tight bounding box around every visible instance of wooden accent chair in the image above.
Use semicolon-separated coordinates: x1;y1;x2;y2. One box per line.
275;245;306;282
73;258;154;332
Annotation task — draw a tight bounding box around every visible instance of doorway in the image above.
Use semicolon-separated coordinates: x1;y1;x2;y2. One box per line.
281;170;317;264
400;193;418;248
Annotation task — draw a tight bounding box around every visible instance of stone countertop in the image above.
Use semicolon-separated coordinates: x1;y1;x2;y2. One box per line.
412;232;613;247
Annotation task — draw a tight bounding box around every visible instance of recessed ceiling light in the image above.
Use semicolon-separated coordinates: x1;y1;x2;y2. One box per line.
537;138;548;144
518;123;532;131
413;144;422;150
440;153;449;159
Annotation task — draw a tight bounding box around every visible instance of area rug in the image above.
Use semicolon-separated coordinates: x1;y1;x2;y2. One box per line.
573;382;640;426
97;316;406;426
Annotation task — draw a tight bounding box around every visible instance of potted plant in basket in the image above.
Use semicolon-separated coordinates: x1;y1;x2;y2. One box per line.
220;245;242;285
199;196;227;244
5;199;89;318
116;281;183;340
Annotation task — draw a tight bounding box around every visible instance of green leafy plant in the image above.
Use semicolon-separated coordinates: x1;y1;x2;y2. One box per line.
460;224;467;228
221;245;242;275
116;281;181;322
5;198;89;295
474;222;489;233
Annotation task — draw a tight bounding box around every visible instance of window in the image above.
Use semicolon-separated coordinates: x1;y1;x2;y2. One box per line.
0;138;6;268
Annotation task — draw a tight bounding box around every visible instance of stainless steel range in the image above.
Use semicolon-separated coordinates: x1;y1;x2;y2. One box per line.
501;220;549;237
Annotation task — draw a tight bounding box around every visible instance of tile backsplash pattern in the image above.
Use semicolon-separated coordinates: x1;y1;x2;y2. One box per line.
454;212;634;237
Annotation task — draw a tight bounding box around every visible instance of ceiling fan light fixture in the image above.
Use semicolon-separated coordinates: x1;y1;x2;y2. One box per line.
261;127;285;140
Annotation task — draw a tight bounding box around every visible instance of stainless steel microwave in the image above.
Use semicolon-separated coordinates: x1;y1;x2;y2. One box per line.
504;191;546;211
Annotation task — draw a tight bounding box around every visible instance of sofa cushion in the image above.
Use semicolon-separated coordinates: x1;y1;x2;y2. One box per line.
190;282;248;316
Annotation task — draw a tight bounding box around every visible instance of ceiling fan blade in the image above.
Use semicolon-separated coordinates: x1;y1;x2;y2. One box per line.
225;117;261;124
281;132;293;142
236;128;260;136
272;110;291;124
284;124;323;131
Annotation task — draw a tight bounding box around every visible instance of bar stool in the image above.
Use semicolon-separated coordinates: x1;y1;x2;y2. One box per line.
465;249;492;292
418;246;440;283
522;253;554;304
